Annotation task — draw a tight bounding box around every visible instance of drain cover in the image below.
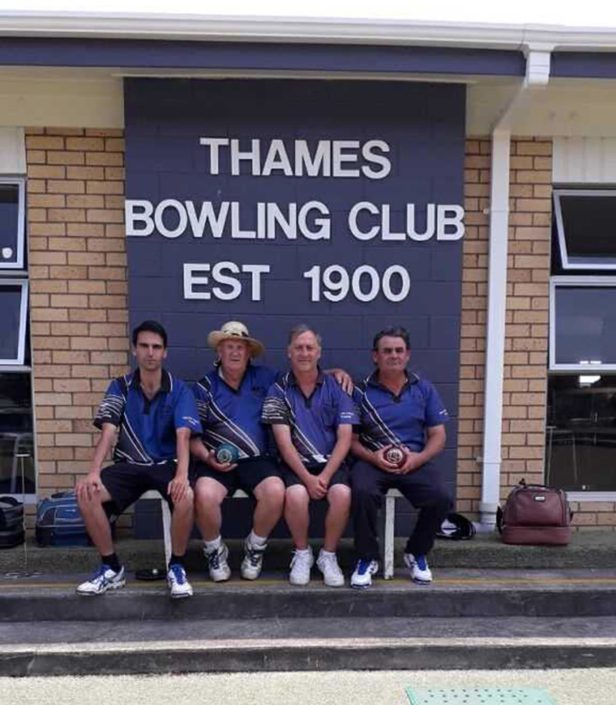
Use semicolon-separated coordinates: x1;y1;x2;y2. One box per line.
406;688;557;705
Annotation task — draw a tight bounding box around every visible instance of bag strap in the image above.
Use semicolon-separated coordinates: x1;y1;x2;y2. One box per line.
496;505;504;533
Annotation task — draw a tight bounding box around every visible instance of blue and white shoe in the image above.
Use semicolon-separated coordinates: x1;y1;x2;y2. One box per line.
404;553;433;584
167;563;193;599
76;564;125;595
350;559;378;589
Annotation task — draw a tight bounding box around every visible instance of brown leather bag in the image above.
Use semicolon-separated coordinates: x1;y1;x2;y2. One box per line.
497;479;573;546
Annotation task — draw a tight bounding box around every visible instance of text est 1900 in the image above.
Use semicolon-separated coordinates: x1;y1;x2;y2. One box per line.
183;262;410;303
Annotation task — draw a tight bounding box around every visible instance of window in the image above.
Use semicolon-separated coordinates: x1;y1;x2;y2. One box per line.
0;173;34;496
549;277;616;372
0;180;25;270
549;188;616;493
546;374;616;492
0;280;28;365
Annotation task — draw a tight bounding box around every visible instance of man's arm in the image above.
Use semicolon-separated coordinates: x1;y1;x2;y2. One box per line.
318;424;352;489
168;427;192;503
271;424;326;499
399;424;446;474
324;368;353;394
75;422;116;501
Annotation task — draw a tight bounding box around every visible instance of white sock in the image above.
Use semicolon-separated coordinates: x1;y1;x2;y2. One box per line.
247;530;267;548
204;536;222;553
295;547;311;555
320;549;336;558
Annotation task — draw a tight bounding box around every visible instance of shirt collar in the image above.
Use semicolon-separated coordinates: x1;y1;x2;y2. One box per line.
130;368;171;392
367;369;417;392
288;367;325;387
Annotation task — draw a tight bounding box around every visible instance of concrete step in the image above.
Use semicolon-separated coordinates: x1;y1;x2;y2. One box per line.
1;530;615;575
2;570;616;622
1;619;615;676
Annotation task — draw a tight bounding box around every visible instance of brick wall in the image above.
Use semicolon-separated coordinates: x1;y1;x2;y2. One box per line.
26;127;129;493
457;138;553;515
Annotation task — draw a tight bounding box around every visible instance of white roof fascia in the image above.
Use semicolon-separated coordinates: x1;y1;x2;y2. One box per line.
1;11;616;51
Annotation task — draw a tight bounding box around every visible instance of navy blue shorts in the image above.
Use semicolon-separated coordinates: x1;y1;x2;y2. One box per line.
192;456;282;497
281;461;350;489
100;461;177;518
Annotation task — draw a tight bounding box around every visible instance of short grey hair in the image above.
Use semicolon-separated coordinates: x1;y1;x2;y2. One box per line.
288;323;322;347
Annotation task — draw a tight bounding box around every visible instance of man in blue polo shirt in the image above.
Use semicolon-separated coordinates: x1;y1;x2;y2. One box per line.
262;324;358;587
350;326;451;589
190;321;285;583
75;320;202;599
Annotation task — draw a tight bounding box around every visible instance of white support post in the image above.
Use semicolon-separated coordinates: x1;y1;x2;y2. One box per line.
160;498;172;566
383;492;396;579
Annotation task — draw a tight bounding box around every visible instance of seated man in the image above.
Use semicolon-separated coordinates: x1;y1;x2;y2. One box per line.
75;320;202;599
262;324;358;587
190;322;286;582
350;326;451;589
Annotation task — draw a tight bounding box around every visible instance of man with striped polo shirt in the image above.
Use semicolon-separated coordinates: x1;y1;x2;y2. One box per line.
350;325;451;589
75;320;202;599
262;324;358;587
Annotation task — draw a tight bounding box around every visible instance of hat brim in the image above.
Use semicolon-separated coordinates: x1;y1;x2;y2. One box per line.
207;331;265;358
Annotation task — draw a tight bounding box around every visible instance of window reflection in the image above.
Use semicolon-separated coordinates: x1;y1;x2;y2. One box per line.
546;374;616;491
0;373;35;494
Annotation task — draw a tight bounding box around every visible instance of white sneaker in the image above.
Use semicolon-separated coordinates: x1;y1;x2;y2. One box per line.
167;563;193;599
404;553;433;584
316;550;345;587
204;543;231;582
241;539;266;580
76;564;125;595
350;559;379;589
289;548;314;586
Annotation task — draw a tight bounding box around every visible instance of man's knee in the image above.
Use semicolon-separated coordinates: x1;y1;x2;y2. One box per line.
194;479;225;508
255;476;285;506
172;486;194;513
285;484;309;509
328;483;351;508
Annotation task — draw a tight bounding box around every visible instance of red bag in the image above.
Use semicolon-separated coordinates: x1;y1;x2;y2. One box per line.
497;479;573;546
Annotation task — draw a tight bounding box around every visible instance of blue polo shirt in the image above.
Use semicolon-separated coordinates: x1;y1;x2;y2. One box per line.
353;371;448;452
192;364;278;460
261;370;358;466
94;369;202;465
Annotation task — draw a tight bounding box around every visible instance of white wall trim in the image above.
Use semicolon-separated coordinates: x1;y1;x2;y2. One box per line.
0;127;25;174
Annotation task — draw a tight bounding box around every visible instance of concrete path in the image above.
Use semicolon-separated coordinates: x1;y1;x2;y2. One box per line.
0;669;613;705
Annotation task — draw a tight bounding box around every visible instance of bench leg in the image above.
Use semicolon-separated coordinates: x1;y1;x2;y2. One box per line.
160;499;172;567
384;494;395;579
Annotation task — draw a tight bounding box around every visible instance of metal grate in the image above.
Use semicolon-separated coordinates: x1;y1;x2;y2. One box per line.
406;688;557;705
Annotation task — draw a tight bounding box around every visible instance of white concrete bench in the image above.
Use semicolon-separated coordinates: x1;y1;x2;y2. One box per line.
144;487;402;579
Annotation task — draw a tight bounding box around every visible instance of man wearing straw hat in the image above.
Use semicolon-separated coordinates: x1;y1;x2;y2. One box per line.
191;321;282;582
191;320;351;582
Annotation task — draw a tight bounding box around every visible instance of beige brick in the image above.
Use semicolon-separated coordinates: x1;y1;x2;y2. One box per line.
48;208;87;223
50;294;90;308
86;152;123;166
66;137;105;151
47;151;85;166
86;209;124;224
48;237;87;252
47;180;86;194
26;135;64;150
66;166;104;180
68;281;107;294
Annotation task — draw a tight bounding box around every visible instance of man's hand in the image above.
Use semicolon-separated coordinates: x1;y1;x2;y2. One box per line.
305;473;327;500
206;449;237;473
373;447;403;474
398;449;423;475
75;471;103;502
167;475;190;504
331;368;354;395
316;473;331;494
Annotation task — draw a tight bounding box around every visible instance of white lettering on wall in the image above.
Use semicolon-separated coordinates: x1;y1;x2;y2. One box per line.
183;262;271;302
